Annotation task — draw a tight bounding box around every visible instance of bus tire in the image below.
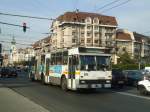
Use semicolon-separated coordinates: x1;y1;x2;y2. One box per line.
41;73;46;85
61;77;68;91
31;77;35;81
30;73;35;81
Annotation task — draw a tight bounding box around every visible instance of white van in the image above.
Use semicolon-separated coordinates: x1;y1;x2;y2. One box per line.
145;67;150;74
137;74;150;95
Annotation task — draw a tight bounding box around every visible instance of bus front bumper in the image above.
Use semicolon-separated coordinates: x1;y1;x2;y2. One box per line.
77;80;111;89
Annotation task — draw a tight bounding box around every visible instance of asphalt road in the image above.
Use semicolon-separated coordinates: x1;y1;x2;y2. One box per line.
0;71;150;112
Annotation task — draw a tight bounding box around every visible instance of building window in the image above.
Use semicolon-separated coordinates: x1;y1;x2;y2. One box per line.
81;19;85;23
94;26;99;30
87;38;91;43
86;17;91;23
95;33;99;37
81;39;84;43
73;18;77;22
81;32;84;37
87;32;91;37
99;21;102;24
62;31;64;36
87;26;91;30
72;38;76;43
72;32;76;36
94;40;99;43
93;18;99;24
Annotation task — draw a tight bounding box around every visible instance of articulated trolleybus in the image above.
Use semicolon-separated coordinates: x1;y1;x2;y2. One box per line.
30;47;112;91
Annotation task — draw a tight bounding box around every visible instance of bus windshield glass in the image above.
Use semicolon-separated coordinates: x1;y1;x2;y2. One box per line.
80;55;110;71
96;56;110;70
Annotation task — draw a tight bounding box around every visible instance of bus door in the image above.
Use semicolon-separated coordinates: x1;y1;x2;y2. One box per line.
46;58;50;76
68;55;76;89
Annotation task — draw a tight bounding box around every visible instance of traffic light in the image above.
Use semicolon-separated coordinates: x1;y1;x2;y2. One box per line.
23;22;27;32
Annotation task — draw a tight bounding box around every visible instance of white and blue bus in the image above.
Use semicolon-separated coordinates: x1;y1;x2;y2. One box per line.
30;47;112;91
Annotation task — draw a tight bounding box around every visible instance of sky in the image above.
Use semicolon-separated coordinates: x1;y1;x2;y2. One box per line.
0;0;150;49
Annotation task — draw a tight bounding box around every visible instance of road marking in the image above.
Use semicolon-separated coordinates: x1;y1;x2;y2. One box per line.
116;91;150;100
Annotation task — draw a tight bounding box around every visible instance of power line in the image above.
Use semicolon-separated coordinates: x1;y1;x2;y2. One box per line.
143;31;150;34
0;12;54;20
0;40;32;46
0;21;51;35
0;21;29;28
95;0;121;12
0;37;33;44
101;0;132;13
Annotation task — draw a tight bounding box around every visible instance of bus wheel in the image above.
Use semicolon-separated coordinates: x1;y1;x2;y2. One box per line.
61;77;68;91
41;73;46;85
30;73;35;81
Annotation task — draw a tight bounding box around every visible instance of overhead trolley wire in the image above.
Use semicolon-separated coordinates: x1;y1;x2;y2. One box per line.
101;0;132;13
95;0;121;12
0;21;29;28
0;12;54;20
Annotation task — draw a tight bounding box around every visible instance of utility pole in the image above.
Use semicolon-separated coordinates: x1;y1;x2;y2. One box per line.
75;9;80;47
0;27;1;34
138;42;142;70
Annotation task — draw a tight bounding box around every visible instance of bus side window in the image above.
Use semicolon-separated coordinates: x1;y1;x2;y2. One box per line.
63;56;68;65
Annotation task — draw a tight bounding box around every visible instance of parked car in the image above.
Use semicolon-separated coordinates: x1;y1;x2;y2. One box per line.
137;73;150;95
112;69;125;88
16;67;21;72
123;70;144;86
1;67;17;78
1;67;10;77
0;67;2;77
9;67;18;77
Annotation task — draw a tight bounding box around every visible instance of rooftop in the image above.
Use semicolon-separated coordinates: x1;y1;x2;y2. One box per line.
57;11;118;26
116;32;132;41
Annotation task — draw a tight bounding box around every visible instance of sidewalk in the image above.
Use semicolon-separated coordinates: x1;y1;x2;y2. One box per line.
0;84;50;112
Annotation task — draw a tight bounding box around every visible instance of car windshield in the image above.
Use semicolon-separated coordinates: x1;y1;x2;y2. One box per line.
128;71;142;77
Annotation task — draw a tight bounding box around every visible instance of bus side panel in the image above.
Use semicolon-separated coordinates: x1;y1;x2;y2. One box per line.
49;65;68;85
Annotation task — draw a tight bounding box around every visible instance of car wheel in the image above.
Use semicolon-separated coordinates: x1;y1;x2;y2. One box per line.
61;77;68;91
133;81;138;87
119;84;124;89
139;86;148;95
29;73;35;81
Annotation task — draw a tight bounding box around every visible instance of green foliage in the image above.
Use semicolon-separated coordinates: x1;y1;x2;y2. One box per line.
118;52;135;64
112;52;138;70
112;64;139;70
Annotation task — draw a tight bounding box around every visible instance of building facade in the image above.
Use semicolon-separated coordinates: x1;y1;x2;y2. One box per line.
33;36;51;56
114;29;150;64
0;43;2;66
50;11;118;50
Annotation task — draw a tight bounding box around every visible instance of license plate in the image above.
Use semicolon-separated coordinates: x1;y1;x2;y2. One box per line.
104;84;111;88
118;81;124;84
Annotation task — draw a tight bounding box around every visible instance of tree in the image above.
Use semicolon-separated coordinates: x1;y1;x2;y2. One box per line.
118;51;135;64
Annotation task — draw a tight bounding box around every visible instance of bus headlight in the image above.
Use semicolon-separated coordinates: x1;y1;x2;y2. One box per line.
81;80;85;84
106;80;110;83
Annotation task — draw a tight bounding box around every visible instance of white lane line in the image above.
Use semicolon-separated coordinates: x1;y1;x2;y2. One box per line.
115;91;150;100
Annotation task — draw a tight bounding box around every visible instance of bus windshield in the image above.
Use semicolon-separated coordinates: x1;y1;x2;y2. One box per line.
80;55;110;71
96;56;110;71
